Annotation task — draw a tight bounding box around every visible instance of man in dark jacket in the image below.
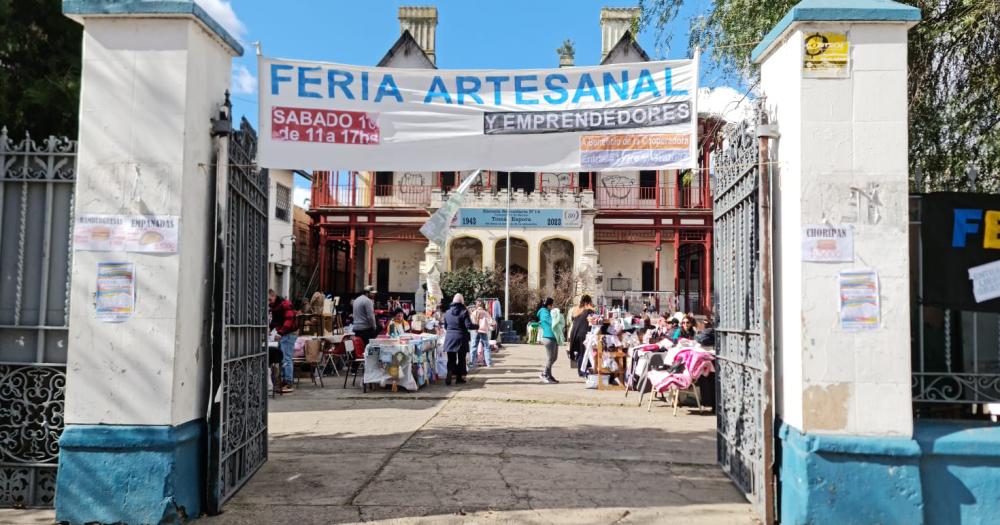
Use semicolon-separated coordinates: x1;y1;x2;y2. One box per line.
442;293;476;385
269;289;297;393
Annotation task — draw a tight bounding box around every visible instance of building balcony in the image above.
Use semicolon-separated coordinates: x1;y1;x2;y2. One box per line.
311;182;711;212
429;187;596;210
594;184;709;210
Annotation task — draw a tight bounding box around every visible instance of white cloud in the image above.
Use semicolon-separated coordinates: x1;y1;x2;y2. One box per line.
698;86;754;123
195;0;246;40
231;64;257;95
292;186;310;208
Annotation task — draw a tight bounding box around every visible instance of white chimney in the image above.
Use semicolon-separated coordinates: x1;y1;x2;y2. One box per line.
600;7;640;61
398;6;438;65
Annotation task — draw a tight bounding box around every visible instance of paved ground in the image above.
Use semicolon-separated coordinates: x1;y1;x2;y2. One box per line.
0;343;752;525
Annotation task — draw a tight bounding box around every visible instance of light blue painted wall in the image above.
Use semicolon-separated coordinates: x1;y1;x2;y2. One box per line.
56;420;205;525
781;421;1000;525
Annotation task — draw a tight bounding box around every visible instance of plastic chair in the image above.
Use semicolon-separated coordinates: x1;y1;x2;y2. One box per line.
649;377;702;416
318;335;346;377
342;338;367;392
634;352;667;406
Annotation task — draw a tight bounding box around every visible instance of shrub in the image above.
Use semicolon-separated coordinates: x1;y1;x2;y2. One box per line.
439;267;503;306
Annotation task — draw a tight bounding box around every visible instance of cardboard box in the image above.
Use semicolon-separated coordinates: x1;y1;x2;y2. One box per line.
304;339;322;364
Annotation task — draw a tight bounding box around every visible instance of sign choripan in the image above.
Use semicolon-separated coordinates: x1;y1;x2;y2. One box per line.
258;56;699;172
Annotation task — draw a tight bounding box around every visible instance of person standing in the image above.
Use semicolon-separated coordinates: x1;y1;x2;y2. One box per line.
352;285;378;347
269;289;297;394
470;300;494;368
443;293;476;385
537;297;558;384
568;295;595;371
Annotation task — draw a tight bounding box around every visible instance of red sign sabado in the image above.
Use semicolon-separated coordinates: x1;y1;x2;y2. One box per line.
271;106;380;145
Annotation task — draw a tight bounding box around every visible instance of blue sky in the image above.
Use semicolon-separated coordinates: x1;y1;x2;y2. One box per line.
199;0;749;201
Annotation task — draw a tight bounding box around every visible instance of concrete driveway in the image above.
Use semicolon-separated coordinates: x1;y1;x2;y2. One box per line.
0;343;752;525
204;343;752;525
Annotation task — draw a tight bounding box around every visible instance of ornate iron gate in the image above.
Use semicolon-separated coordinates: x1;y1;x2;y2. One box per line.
712;108;775;522
206;111;270;513
0;128;75;508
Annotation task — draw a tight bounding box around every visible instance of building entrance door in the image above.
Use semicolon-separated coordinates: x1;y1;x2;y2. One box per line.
496;171;536;193
377;258;390;295
641;261;655;291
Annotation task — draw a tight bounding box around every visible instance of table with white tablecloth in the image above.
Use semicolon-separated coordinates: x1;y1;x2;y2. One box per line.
363;335;442;391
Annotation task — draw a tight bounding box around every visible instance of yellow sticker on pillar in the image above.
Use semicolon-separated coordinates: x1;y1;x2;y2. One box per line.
803;32;849;78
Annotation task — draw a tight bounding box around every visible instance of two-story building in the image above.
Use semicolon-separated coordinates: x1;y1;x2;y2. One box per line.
308;6;719;314
268;169;295;297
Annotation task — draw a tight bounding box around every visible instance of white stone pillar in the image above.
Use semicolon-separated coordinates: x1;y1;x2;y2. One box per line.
758;7;916;438
57;2;242;523
481;234;496;269
527;240;541;289
752;1;923;523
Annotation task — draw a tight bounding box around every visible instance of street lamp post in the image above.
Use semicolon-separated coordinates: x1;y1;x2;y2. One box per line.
504;173;511;322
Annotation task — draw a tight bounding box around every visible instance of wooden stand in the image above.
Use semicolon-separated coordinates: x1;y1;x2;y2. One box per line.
595;339;627;391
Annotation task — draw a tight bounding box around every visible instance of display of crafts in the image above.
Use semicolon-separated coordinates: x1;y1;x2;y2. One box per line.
385;351;409;378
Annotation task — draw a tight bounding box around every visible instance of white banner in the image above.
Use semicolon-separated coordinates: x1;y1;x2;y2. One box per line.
419;170;482;245
258;56;698;171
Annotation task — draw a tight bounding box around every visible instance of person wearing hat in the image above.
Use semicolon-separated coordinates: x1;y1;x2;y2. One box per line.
443;293;476;385
353;285;378;347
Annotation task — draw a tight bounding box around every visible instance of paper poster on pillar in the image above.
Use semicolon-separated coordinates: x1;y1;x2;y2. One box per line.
838;269;879;331
95;262;136;323
74;214;179;253
258;57;698;171
801;224;853;262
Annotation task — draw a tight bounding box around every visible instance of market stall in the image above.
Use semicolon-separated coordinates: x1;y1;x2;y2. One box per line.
363;334;442;391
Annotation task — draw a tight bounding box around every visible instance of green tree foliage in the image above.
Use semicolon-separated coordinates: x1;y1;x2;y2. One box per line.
640;0;999;192
0;0;82;137
439;267;503;307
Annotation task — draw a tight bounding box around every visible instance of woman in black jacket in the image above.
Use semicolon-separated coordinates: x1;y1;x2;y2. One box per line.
442;293;476;385
568;295;595;375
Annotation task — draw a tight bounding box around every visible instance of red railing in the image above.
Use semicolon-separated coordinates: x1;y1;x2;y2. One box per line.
311;172;434;208
595;184;709;209
373;185;432;207
310;171;711;210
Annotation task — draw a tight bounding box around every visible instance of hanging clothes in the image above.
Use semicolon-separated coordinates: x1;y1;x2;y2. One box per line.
492;299;501;319
551;308;566;346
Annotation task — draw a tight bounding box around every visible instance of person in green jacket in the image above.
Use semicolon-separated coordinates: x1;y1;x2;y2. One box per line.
551;307;566;346
537;297;558;384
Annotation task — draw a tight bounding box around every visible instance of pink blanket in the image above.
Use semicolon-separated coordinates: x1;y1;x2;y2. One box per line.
649;348;715;394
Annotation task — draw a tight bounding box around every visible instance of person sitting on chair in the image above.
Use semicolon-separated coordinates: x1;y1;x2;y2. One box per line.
385;308;410;338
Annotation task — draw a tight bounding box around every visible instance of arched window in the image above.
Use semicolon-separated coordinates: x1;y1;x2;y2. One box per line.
450;237;483;270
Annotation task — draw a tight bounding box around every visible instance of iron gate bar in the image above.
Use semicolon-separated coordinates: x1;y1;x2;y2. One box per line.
0;128;75;509
206;108;269;514
712;103;775;524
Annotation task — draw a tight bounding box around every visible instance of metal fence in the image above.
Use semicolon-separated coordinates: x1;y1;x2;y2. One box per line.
712;107;775;523
910;196;1000;406
206;114;270;513
0;127;76;508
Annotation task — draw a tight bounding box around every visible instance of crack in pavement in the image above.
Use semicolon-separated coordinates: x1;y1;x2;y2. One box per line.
389;447;724;471
609;509;632;525
344;390;457;507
